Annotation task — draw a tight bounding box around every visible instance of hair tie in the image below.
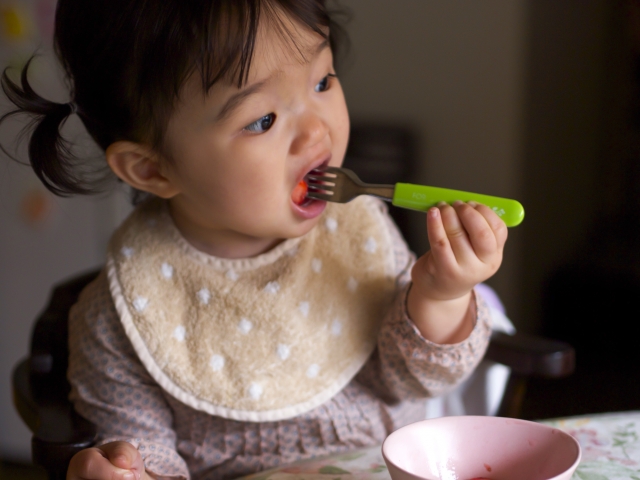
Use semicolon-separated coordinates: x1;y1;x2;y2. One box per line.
67;102;78;114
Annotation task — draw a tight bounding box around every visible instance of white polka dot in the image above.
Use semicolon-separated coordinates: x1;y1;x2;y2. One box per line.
306;364;320;378
132;297;148;312
331;319;343;336
238;318;253;334
286;245;299;257
325;217;338;232
298;301;310;317
347;277;358;292
121;246;134;258
197;288;211;305
264;281;280;294
248;383;263;399
173;325;186;342
364;237;377;253
311;258;322;273
161;262;174;279
226;269;239;281
276;344;290;360
209;354;225;371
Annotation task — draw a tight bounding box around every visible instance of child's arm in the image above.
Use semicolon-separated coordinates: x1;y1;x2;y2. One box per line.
355;201;496;401
67;271;189;480
407;201;507;344
357;284;492;403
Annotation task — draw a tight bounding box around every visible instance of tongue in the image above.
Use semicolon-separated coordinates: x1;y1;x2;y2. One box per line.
292;179;309;205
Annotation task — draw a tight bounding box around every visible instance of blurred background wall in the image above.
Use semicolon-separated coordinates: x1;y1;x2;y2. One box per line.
339;0;637;420
0;0;632;462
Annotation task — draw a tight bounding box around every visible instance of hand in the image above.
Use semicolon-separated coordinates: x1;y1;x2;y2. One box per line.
67;441;146;480
412;200;507;301
406;201;507;343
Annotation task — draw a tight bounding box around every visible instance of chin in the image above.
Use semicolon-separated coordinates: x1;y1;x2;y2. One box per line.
286;215;323;239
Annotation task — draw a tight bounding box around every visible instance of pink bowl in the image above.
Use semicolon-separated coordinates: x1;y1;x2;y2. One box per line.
382;416;581;480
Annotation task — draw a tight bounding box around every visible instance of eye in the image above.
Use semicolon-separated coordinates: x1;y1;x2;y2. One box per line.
314;73;336;93
244;113;276;133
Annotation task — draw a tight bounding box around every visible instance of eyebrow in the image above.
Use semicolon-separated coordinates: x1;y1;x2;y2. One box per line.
215;80;270;122
215;39;330;123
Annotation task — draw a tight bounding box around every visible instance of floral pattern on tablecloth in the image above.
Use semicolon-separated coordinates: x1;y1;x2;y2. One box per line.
239;448;390;480
542;411;640;480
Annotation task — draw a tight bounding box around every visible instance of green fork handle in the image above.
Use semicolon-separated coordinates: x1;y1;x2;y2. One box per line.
392;183;524;227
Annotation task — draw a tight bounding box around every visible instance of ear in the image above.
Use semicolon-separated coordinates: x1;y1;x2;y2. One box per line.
105;141;180;199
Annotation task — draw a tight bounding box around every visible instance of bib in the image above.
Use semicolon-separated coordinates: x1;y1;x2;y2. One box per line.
106;196;397;422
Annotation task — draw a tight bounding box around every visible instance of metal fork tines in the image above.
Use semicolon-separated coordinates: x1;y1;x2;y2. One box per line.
305;167;395;204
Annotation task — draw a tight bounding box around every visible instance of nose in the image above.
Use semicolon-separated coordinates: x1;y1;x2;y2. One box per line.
290;110;329;155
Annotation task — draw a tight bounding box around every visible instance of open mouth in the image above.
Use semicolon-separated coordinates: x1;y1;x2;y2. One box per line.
291;159;329;207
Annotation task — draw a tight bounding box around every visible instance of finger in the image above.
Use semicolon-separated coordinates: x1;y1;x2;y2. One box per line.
438;201;476;263
101;442;143;479
425;206;457;271
67;447;136;480
470;202;508;248
454;201;500;259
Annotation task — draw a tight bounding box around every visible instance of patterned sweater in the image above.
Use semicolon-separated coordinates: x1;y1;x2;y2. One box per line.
67;207;491;480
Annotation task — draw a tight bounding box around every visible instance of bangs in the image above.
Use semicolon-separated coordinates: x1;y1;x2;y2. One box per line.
196;0;334;90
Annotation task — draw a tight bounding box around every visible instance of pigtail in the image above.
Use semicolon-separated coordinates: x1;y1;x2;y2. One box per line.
0;57;91;196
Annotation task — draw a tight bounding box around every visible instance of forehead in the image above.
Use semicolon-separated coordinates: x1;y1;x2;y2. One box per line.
175;12;328;113
249;13;328;81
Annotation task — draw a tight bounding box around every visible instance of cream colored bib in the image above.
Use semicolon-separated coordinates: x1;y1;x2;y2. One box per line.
106;196;397;422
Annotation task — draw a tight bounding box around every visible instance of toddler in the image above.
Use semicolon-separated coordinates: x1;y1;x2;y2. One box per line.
1;1;507;479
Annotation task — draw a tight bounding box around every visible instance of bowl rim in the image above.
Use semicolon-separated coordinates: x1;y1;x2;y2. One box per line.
381;415;582;480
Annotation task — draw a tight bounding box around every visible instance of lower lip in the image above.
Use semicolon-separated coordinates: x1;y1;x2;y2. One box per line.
291;197;326;219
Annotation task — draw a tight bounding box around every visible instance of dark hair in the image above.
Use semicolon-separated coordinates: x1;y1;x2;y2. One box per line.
0;0;349;196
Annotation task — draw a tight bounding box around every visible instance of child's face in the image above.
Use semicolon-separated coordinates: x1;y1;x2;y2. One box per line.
160;18;349;258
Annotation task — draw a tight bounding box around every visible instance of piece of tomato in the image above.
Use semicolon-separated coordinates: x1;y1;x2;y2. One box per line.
292;180;308;205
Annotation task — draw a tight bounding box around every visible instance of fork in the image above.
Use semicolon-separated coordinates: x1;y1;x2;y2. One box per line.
305;167;524;227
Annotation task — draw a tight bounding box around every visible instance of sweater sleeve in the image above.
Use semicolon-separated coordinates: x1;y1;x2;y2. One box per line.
68;270;190;480
356;206;492;403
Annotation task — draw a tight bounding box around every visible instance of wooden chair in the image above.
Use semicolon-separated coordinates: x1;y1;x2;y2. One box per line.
12;270;99;480
12;270;575;480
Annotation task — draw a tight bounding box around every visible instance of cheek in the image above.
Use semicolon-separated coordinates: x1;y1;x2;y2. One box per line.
206;143;283;205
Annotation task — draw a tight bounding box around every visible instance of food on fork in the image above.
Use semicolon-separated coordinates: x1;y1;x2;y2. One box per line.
292;179;308;205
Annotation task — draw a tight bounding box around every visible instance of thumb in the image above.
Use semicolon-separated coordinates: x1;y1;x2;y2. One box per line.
99;442;144;479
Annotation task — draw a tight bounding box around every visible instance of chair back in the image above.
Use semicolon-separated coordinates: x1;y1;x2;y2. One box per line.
12;270;100;480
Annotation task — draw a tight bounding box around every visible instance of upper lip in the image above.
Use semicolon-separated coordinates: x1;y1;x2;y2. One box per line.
297;153;331;184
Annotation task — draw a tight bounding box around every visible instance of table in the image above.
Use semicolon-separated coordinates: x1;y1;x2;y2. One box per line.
544;411;640;479
239;411;640;480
